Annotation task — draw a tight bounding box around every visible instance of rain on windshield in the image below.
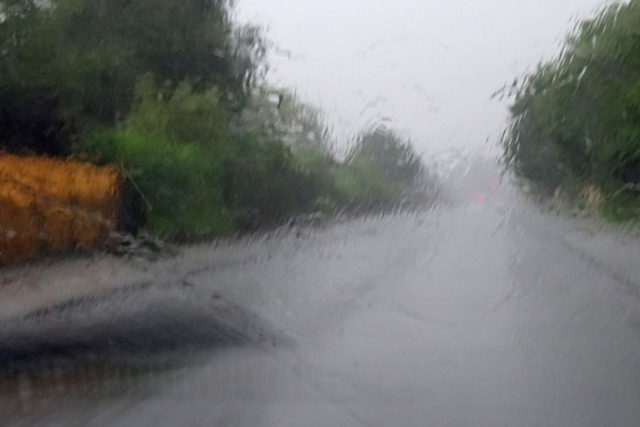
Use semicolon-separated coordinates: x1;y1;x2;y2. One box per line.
1;1;639;426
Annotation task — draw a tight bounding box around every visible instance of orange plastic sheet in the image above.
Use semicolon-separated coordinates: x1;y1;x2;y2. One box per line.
0;153;121;263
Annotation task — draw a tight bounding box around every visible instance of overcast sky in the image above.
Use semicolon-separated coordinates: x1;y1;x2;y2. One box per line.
236;0;613;157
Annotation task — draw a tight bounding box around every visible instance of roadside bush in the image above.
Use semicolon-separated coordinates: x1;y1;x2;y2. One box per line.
222;135;327;223
76;78;334;238
330;160;395;208
80;126;233;239
77;79;237;238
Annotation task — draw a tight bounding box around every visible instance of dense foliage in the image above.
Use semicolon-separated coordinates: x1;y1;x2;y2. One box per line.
0;0;427;239
503;1;640;219
334;127;424;207
0;0;259;150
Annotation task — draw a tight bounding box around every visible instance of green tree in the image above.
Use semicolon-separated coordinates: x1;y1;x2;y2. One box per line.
349;126;423;186
503;0;640;207
331;126;424;207
0;0;264;153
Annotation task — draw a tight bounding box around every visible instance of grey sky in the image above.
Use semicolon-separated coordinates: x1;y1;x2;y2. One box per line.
236;0;613;156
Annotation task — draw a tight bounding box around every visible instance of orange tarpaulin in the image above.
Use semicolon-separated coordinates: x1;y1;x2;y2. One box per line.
0;154;121;263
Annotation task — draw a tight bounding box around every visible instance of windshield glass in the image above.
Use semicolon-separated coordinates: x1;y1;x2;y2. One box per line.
1;1;639;426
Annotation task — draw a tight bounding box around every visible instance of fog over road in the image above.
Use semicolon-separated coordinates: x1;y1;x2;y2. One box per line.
2;175;640;426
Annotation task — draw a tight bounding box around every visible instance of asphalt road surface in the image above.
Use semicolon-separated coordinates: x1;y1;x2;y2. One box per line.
2;180;640;426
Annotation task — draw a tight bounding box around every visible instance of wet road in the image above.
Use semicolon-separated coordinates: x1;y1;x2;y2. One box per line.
2;184;640;426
